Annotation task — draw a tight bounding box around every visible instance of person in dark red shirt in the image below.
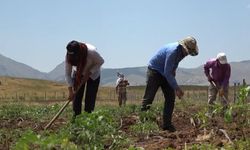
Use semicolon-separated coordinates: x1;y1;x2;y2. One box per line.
204;52;231;109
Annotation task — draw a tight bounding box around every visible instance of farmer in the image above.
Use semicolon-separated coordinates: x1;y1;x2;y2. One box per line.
204;52;231;109
65;40;104;116
116;73;130;107
141;36;199;132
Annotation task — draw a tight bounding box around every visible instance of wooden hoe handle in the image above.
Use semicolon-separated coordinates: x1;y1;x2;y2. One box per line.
44;99;71;130
210;81;228;101
44;82;85;130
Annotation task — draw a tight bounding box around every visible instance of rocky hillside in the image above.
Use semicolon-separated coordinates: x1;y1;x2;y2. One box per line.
0;53;249;86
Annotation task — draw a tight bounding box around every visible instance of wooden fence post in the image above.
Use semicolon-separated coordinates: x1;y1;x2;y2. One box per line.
63;92;65;99
207;87;209;101
243;79;246;86
45;91;47;100
234;83;236;103
109;89;111;100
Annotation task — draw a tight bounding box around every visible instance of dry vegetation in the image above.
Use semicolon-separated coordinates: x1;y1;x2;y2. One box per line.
0;76;66;93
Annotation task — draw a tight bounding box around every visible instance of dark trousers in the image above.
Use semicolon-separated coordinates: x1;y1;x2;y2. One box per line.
141;67;175;127
73;76;100;116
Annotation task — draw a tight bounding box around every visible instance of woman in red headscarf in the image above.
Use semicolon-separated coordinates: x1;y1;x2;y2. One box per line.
65;40;104;116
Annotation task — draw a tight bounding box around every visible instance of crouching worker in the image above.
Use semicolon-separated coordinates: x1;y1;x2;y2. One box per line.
65;40;104;117
204;52;231;113
141;36;199;132
116;73;130;107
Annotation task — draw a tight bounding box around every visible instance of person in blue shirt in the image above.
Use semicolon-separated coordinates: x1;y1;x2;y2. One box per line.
141;36;199;132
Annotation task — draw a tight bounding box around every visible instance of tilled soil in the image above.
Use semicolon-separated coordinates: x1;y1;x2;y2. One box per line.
1;109;249;150
119;109;250;150
0;117;67;150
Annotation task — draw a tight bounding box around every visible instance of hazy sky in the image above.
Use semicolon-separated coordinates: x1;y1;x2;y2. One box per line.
0;0;250;72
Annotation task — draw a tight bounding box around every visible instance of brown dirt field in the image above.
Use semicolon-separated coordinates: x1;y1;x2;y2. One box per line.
1;106;249;150
0;117;67;150
119;108;250;150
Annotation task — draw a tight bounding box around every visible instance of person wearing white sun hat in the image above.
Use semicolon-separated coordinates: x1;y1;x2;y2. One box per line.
204;52;231;110
217;53;228;64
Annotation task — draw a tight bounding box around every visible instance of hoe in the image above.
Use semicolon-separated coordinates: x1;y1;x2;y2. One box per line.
44;99;71;130
211;81;228;103
44;83;83;130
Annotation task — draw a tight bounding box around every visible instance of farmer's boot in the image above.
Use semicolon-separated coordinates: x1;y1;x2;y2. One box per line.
141;104;151;111
163;124;176;132
162;110;176;132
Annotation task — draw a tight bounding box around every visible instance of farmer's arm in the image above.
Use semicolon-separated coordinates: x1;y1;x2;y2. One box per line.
115;79;121;93
222;64;231;89
82;50;104;84
163;52;179;90
81;71;92;84
204;60;213;81
89;51;104;75
164;51;184;99
65;61;74;100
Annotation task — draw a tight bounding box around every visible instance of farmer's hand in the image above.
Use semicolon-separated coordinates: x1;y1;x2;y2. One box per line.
219;88;224;97
175;87;184;99
207;76;213;82
172;70;176;77
68;87;74;101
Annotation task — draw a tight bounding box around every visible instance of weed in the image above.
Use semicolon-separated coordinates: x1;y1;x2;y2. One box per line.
129;121;159;138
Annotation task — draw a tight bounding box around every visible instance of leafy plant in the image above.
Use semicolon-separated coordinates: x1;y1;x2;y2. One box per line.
129;121;159;138
138;106;160;123
194;109;210;128
224;86;250;124
223;105;233;123
237;85;250;104
13;130;78;150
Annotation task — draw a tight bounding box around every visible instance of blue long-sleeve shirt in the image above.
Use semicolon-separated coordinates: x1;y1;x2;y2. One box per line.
148;42;185;89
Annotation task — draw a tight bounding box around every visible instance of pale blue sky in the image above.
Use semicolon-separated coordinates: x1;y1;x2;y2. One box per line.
0;0;250;72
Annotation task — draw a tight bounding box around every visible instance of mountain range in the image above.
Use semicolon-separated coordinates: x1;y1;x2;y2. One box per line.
0;53;249;86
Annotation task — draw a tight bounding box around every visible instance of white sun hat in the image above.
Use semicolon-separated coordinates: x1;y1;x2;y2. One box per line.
217;52;228;64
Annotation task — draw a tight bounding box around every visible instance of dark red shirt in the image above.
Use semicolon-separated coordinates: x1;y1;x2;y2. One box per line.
204;58;231;87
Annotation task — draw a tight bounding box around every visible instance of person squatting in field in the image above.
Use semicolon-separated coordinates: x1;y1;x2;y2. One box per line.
141;36;199;132
65;40;104;117
204;52;231;111
116;73;130;107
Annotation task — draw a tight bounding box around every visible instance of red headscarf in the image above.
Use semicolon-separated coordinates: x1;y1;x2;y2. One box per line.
66;42;88;90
